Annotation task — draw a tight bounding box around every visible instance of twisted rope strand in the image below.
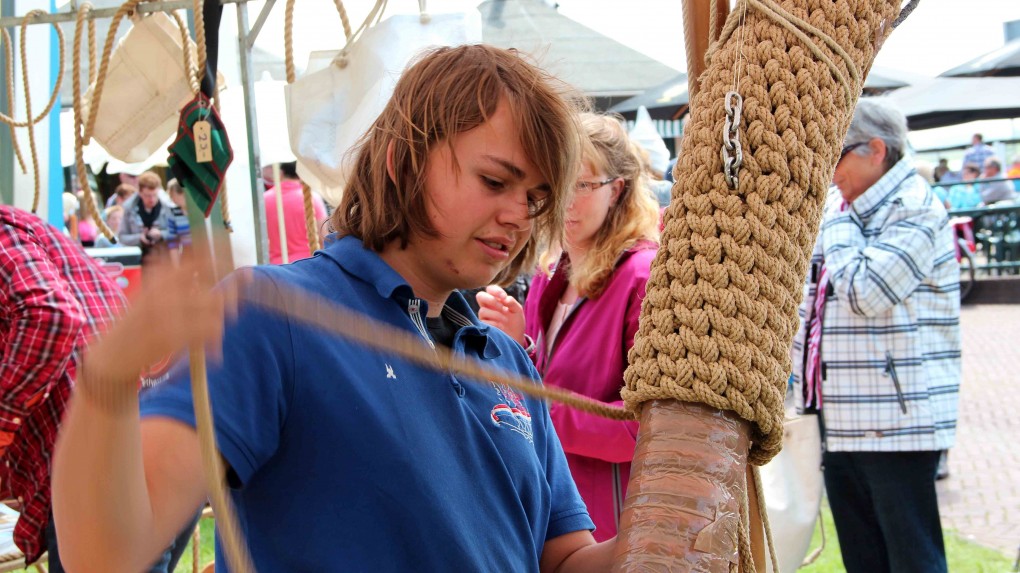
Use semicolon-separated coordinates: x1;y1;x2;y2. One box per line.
170;10;199;93
189;347;257;573
73;3;116;242
87;12;97;84
283;0;360;252
242;278;634;420
84;0;147;145
2;29;26;173
0;11;64;128
300;182;320;252
20;11;65;213
193;0;206;89
753;465;781;573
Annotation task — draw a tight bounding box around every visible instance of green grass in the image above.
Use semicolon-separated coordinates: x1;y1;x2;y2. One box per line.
168;507;1014;573
9;505;992;573
172;518;216;573
800;503;1013;573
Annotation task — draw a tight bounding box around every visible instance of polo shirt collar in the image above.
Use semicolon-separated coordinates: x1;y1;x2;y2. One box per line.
320;235;502;360
320;235;413;301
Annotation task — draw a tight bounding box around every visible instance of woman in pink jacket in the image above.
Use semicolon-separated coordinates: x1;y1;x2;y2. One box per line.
478;113;661;541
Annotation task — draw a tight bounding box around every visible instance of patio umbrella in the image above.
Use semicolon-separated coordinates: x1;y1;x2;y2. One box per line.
874;76;1020;130
610;66;918;119
940;38;1020;78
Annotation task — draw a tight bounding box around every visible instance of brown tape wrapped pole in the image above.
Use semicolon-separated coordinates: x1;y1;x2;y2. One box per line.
614;0;901;570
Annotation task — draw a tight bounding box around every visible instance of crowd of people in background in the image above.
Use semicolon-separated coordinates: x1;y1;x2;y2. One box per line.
929;133;1019;209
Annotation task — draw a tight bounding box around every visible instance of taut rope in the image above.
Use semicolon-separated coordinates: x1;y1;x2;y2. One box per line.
241;276;635;420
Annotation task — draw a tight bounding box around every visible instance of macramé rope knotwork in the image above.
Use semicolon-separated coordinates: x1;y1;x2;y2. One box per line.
622;0;901;467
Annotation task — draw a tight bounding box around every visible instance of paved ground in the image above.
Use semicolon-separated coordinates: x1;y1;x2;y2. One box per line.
936;303;1020;557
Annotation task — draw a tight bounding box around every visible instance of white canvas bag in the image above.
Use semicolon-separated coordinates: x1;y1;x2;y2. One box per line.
82;12;197;163
285;6;482;204
761;412;824;572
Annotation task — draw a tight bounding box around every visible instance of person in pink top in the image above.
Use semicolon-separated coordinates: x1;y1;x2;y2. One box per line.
263;161;329;264
477;112;660;541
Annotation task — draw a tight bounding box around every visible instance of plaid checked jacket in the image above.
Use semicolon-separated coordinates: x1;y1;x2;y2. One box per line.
0;207;126;561
791;158;961;453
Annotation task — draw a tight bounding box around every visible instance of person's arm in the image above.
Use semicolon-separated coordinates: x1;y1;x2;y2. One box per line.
823;200;943;317
0;239;86;451
541;531;614;573
52;256;230;571
53;393;210;572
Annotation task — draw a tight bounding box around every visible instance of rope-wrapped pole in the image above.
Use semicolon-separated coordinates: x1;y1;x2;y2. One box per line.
614;0;901;570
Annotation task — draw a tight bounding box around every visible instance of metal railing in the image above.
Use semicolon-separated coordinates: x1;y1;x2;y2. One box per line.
949;202;1020;275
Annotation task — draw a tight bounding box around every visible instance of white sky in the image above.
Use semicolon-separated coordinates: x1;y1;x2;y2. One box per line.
554;0;1020;77
272;0;1020;79
249;0;1020;150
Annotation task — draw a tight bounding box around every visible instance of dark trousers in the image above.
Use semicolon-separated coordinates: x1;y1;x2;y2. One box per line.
46;510;201;573
823;450;947;573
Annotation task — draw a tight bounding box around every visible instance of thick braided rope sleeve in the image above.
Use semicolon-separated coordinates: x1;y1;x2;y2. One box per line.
622;0;900;465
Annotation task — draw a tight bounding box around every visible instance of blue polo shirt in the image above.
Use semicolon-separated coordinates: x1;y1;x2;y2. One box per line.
140;236;593;571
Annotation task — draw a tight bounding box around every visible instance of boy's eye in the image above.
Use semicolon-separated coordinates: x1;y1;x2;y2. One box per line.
482;176;504;190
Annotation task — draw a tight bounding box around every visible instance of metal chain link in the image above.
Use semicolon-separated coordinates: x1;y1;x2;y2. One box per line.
721;90;743;189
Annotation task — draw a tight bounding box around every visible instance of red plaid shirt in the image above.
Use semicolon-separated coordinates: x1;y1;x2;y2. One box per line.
0;206;126;562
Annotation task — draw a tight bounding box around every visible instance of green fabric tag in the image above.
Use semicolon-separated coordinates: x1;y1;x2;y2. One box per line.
167;95;234;217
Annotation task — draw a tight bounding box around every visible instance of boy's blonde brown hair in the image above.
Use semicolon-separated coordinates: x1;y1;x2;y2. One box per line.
331;44;586;286
546;113;660;298
137;171;162;191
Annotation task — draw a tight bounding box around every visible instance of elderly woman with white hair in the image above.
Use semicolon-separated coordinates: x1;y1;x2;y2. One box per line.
790;99;961;573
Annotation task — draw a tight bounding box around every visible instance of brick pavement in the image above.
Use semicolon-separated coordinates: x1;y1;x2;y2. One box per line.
936;304;1020;556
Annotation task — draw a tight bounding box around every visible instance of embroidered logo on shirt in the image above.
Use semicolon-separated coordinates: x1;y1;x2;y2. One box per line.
489;382;533;443
385;364;397;380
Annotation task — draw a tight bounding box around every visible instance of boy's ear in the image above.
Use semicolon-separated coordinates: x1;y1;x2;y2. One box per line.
386;141;397;184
